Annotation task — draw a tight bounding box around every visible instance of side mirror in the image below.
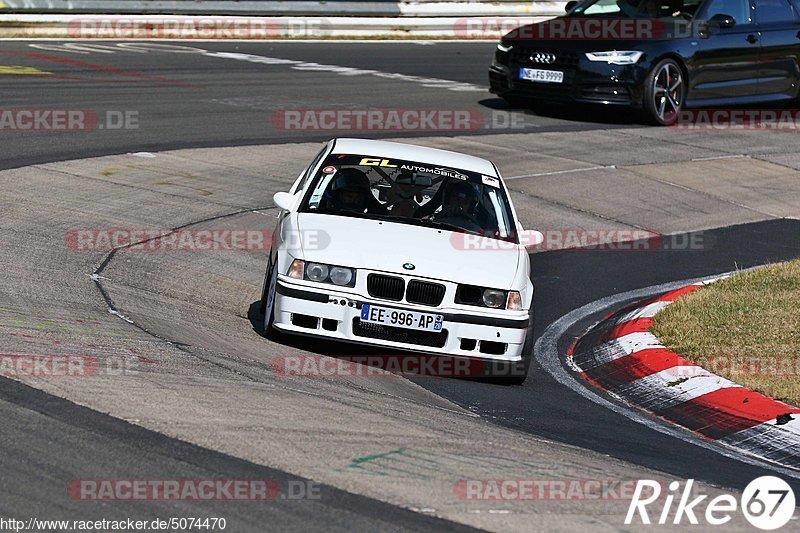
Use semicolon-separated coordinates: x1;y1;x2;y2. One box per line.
519;229;545;252
707;13;736;29
273;191;296;212
565;0;578;12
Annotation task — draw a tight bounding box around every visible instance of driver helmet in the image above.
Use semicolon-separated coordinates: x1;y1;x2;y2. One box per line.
329;168;372;212
442;179;479;214
393;172;422;200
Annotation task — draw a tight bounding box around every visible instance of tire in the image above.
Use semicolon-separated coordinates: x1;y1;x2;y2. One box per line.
479;353;531;385
642;58;686;126
501;353;532;385
259;256;279;338
258;254;271;314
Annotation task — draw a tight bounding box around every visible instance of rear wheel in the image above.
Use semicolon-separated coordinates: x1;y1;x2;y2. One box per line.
642;58;685;126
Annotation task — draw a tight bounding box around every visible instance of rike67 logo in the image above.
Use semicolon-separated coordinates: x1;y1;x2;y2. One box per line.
626;477;796;530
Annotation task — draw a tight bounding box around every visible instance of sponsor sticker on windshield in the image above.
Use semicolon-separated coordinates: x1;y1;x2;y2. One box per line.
482;175;500;188
360;157;397;168
400;164;467;180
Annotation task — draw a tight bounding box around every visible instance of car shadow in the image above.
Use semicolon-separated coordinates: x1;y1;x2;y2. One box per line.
481;96;800;127
247;300;386;357
479;97;644;126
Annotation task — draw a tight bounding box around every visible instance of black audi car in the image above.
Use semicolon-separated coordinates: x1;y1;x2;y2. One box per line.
489;0;800;124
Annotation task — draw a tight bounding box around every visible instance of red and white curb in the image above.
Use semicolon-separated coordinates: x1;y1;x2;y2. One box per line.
569;278;800;471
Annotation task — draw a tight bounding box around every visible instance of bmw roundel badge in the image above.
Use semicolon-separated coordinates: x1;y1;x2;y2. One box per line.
403;263;415;270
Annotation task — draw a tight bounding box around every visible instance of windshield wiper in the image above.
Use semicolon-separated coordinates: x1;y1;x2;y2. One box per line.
314;208;373;221
368;213;419;223
416;218;484;236
358;212;487;237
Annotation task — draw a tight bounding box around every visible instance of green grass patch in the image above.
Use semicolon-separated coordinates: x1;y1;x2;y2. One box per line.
651;259;800;406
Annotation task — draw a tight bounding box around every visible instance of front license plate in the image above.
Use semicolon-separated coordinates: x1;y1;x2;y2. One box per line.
519;68;564;84
361;304;443;332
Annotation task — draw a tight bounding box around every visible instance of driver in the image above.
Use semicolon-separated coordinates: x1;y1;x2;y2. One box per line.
430;179;484;231
387;172;424;218
327;168;374;213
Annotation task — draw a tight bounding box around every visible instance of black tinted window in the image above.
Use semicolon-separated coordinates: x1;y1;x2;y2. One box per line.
754;0;795;22
701;0;750;23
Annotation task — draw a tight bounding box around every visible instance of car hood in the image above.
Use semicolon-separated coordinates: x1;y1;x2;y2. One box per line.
296;213;521;288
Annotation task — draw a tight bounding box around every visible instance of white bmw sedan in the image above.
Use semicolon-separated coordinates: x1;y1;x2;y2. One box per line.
260;138;542;383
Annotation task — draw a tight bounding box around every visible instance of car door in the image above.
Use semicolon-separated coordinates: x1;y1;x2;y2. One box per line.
753;0;800;97
688;0;763;102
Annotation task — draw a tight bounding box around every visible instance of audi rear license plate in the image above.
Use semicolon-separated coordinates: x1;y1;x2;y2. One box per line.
361;304;443;332
520;68;564;84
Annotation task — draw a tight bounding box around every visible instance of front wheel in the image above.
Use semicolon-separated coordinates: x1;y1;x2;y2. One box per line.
642;58;686;126
481;352;531;385
259;257;279;338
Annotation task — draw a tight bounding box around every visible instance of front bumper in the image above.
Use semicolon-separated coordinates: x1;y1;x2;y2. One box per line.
489;55;647;107
273;279;530;362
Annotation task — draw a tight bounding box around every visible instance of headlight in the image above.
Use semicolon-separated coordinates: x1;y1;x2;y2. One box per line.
306;263;329;282
482;289;506;308
456;284;521;310
494;42;513;68
290;261;356;287
585;51;643;65
329;266;354;286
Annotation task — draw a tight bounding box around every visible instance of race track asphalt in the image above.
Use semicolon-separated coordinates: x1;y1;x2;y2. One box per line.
1;40;799;530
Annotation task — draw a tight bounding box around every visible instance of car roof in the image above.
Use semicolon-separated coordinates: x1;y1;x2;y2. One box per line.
331;138;499;177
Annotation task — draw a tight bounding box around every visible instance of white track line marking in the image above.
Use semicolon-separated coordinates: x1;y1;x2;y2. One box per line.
506;165;615;180
204;50;486;92
24;41;493;94
690;154;749;162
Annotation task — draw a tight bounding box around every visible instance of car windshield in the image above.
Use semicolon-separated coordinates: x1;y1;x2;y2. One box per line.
300;154;517;243
572;0;703;18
